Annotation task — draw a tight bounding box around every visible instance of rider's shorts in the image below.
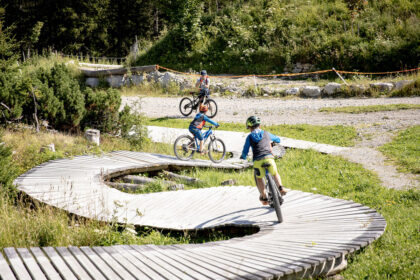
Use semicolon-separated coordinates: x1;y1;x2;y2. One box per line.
189;126;204;140
253;157;278;179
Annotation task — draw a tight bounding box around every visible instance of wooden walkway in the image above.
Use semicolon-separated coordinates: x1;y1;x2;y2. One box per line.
4;151;386;279
147;126;350;155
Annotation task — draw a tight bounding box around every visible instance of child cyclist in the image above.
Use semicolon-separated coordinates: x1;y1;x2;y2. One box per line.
195;70;210;108
189;104;219;154
240;116;287;205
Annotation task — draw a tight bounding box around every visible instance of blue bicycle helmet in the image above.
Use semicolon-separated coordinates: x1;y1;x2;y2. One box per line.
201;70;207;76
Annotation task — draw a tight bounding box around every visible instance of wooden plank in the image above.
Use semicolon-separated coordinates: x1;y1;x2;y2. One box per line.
16;248;48;280
134;245;195;280
30;247;62;280
81;65;157;77
55;247;92;280
3;248;32;280
101;247;150;280
78;247;121;280
0;251;17;280
112;245;163;280
42;247;77;280
91;247;135;280
67;247;106;280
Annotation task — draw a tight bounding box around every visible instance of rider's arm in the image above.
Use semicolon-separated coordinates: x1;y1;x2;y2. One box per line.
203;115;218;126
195;78;201;88
240;135;251;160
268;132;281;143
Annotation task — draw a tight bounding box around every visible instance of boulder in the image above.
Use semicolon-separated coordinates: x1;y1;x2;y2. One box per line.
394;80;413;90
160;72;176;87
285;87;300;95
221;179;237;186
40;143;55;153
301;86;322;97
350;84;367;94
323;83;343;95
106;75;124;87
370;82;394;92
130;74;144;85
86;77;99;87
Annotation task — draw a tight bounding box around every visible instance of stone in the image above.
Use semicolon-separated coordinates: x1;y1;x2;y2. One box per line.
324;83;343;95
350;84;367;94
167;184;184;191
85;129;100;145
40;143;55;153
221;179;237;186
285;87;300;95
86;77;99;87
160;72;176;87
301;86;322;97
106;75;124;87
370;82;394;92
394;80;413;90
129;74;144;85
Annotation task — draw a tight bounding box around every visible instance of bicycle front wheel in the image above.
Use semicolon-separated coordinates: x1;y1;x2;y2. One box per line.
208;138;226;163
179;97;193;116
204;99;218;118
266;174;283;223
174;135;195;160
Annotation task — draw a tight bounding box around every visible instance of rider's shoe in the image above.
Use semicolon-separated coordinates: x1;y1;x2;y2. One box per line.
259;195;269;205
279;185;287;196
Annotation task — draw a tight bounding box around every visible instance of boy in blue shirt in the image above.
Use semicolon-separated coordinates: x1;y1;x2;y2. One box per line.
189;105;219;154
240;116;287;205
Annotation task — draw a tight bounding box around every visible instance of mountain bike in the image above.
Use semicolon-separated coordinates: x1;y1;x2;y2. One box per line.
179;92;218;118
174;126;226;163
253;143;285;223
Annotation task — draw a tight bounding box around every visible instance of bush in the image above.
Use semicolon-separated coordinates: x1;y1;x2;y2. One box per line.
0;133;17;196
82;87;121;132
118;105;149;149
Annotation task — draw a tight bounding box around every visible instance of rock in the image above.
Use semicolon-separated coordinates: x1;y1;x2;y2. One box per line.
212;92;221;97
167;184;184;191
285;87;300;95
301;86;322;97
129;74;144;85
350;84;367;94
86;77;99;87
324;83;343;95
85;129;100;145
394;80;413;90
263;94;269;97
160;72;176;87
40;143;55;153
106;75;124;87
370;82;394;92
221;179;237;186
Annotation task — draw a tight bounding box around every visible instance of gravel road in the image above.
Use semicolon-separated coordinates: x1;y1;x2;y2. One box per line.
123;96;420;190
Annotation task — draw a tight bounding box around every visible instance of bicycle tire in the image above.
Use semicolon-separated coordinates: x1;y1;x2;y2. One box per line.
266;174;283;223
208;138;226;163
204;99;218;118
174;135;195;160
179;97;194;116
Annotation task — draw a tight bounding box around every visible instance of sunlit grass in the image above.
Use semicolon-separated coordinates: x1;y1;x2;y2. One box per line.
319;104;420;114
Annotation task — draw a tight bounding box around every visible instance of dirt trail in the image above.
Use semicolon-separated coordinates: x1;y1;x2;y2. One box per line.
124;96;420;189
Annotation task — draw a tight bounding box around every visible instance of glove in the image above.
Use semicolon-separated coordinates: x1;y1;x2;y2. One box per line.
215;124;220;128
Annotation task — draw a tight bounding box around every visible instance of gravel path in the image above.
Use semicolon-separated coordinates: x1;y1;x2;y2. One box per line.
123;96;420;190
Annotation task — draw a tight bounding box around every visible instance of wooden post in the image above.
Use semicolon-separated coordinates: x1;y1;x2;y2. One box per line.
332;68;348;85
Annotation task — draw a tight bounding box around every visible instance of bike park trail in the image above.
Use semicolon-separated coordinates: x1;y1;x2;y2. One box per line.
3;150;386;279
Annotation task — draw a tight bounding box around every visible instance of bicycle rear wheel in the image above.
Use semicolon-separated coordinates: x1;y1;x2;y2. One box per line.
204;99;218;118
266;174;283;223
174;135;195;160
179;97;194;116
208;138;226;163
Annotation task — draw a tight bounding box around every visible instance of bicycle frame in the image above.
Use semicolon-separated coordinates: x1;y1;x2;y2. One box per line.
194;127;213;150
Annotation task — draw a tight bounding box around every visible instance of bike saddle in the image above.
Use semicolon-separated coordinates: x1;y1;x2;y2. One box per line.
261;163;271;168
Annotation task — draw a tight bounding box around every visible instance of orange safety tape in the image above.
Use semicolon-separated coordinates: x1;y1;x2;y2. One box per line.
336;68;420;75
157;65;419;78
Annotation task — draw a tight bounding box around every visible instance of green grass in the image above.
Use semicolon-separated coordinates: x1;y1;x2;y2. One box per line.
319;104;420;114
379;126;420;175
145;117;358;147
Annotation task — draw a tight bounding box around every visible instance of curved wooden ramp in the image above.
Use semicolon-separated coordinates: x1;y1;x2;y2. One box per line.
5;151;386;279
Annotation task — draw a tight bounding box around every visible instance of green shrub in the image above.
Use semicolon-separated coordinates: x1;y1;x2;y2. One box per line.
119;105;149;149
391;78;420;97
0;133;17;197
83;87;121;132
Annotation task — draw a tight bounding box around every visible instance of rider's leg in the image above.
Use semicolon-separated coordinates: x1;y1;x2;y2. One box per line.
264;158;287;195
273;173;287;195
254;162;268;205
256;177;267;198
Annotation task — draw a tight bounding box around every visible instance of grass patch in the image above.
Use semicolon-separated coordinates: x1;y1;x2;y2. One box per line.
379;126;420;175
145;117;358;147
319;104;420;114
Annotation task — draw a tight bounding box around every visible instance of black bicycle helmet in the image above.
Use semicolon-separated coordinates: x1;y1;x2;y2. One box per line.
246;116;261;129
201;70;207;76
